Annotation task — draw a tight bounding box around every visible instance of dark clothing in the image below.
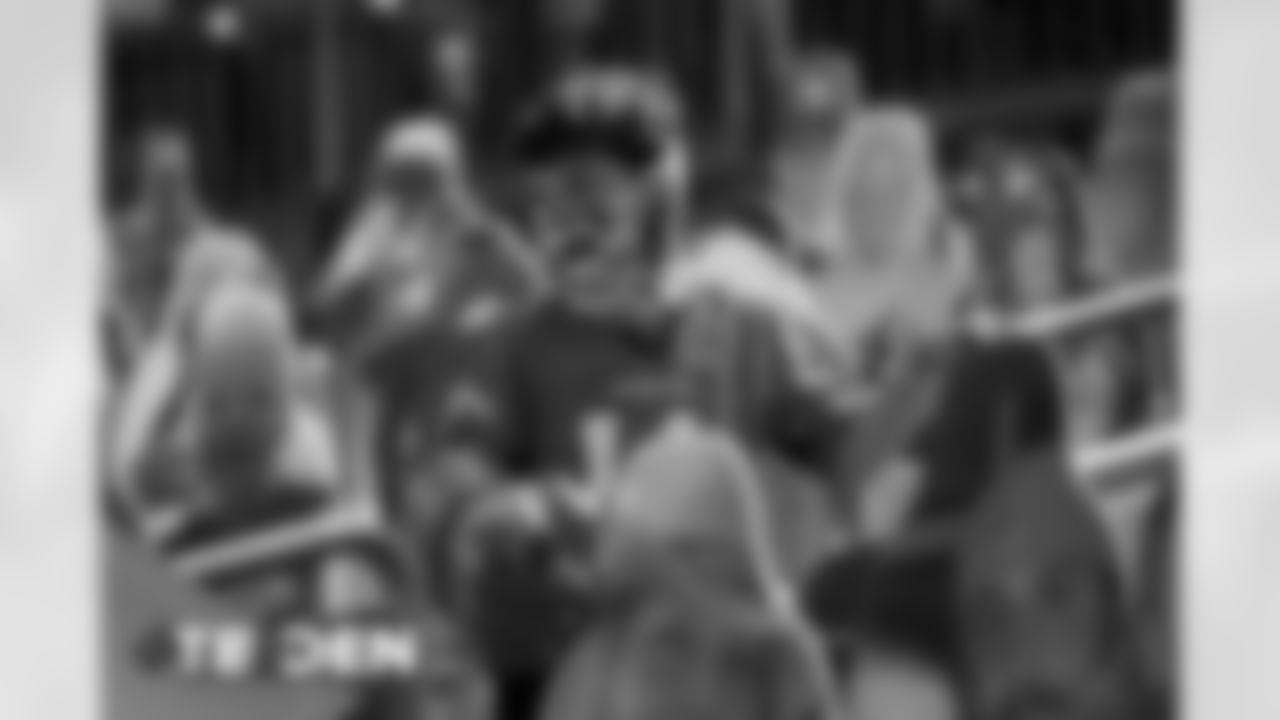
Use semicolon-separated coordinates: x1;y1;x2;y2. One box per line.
805;546;959;672
367;312;508;507
909;336;1064;524
804;336;1064;674
451;296;849;686
496;670;550;720
475;304;686;477
466;297;847;481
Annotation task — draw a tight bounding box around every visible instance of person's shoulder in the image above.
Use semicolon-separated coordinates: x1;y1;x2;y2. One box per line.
665;228;830;330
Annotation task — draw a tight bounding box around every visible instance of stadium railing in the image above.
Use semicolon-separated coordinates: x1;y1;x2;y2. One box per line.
1011;272;1178;490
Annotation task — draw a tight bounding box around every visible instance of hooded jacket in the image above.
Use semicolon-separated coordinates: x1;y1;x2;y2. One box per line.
538;418;844;720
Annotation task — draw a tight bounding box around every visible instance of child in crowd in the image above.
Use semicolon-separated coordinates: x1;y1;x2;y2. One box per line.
423;67;853;720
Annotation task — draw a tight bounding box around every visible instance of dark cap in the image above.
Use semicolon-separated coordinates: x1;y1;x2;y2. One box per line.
512;67;682;174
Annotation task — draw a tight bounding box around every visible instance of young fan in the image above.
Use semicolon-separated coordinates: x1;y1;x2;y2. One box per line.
425;67;855;720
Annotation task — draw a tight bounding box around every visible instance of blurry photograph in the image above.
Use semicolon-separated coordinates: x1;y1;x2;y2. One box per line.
101;1;1179;719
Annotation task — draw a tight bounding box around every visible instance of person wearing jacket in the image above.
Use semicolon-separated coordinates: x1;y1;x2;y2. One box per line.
423;67;855;720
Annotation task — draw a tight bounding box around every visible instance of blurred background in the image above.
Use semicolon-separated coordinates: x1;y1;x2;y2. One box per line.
102;2;1178;718
102;0;1174;277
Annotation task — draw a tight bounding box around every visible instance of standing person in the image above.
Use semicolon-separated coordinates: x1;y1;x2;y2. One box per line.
106;128;222;376
423;68;856;720
316;115;540;362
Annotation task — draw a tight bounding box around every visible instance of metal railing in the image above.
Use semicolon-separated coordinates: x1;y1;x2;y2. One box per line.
1013;272;1179;489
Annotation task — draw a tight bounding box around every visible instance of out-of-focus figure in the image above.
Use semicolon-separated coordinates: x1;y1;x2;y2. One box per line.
316;116;542;506
317;115;540;362
425;67;855;720
109;259;339;551
102;226;280;457
958;141;1085;314
955;452;1154;720
820;107;941;269
771;48;863;262
106;128;221;375
806;106;963;387
803;208;1065;702
539;418;843;720
1086;71;1175;285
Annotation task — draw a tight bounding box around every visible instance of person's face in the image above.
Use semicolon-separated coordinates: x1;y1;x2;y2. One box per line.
528;155;653;313
962;555;1131;720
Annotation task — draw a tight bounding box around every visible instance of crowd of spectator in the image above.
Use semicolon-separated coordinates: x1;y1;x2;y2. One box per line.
103;36;1177;720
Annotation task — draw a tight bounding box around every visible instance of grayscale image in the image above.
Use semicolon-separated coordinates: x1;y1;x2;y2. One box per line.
101;1;1178;719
